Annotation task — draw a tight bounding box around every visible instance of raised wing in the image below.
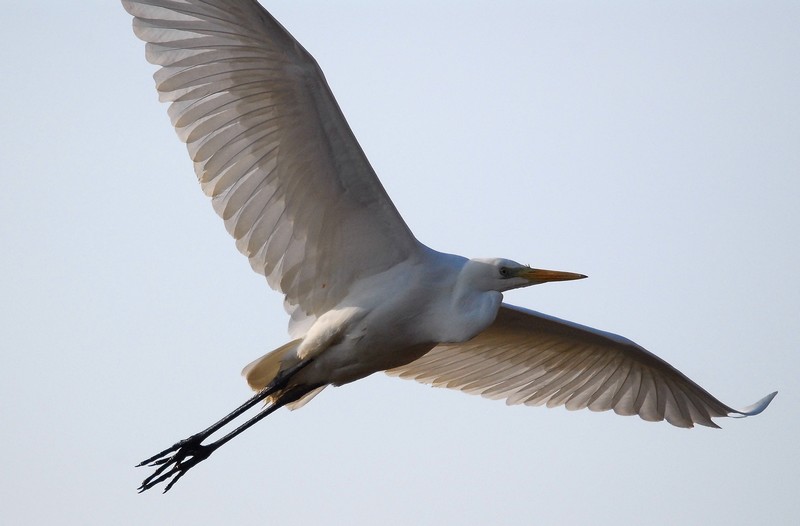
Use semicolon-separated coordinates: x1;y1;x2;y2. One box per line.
122;0;421;334
387;304;776;428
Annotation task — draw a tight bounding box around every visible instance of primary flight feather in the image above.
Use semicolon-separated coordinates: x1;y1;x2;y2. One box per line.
122;0;776;493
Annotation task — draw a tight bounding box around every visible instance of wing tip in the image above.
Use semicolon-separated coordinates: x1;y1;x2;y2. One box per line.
728;390;778;418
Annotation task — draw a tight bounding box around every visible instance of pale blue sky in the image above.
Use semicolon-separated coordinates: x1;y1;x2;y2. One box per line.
1;1;798;525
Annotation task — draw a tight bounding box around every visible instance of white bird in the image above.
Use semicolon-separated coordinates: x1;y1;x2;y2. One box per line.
122;0;776;493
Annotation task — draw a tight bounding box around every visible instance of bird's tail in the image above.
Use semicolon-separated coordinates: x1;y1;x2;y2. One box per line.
241;339;300;391
241;340;326;410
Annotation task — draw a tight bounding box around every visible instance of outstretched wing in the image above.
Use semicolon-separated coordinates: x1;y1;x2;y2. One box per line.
122;0;421;334
387;304;776;428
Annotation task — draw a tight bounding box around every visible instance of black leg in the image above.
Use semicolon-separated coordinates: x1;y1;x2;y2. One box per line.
138;398;287;493
136;359;314;493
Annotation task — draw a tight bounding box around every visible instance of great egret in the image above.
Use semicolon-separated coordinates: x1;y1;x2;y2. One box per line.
122;0;776;493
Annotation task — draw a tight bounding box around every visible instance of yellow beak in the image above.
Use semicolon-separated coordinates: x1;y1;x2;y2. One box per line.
519;267;587;284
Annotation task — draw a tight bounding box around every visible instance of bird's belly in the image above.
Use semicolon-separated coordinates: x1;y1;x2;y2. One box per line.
294;307;437;387
296;336;435;387
309;341;436;387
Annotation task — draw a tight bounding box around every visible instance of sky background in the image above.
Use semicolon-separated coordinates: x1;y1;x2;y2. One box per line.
1;1;798;524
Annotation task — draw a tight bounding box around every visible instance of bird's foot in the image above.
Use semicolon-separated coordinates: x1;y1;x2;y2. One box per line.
137;433;217;493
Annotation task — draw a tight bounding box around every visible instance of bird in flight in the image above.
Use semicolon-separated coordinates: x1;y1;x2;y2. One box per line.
122;0;776;493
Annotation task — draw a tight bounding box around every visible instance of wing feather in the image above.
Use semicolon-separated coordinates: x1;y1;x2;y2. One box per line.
387;304;776;428
122;0;421;334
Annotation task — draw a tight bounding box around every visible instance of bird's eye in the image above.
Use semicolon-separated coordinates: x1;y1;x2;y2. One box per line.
499;267;509;278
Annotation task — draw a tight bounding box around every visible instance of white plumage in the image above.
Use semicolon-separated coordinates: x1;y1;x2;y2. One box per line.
122;0;776;493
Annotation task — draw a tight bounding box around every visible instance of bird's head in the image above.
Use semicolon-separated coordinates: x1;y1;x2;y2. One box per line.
466;258;587;292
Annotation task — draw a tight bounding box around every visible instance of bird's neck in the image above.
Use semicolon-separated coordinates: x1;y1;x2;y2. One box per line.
439;286;502;343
